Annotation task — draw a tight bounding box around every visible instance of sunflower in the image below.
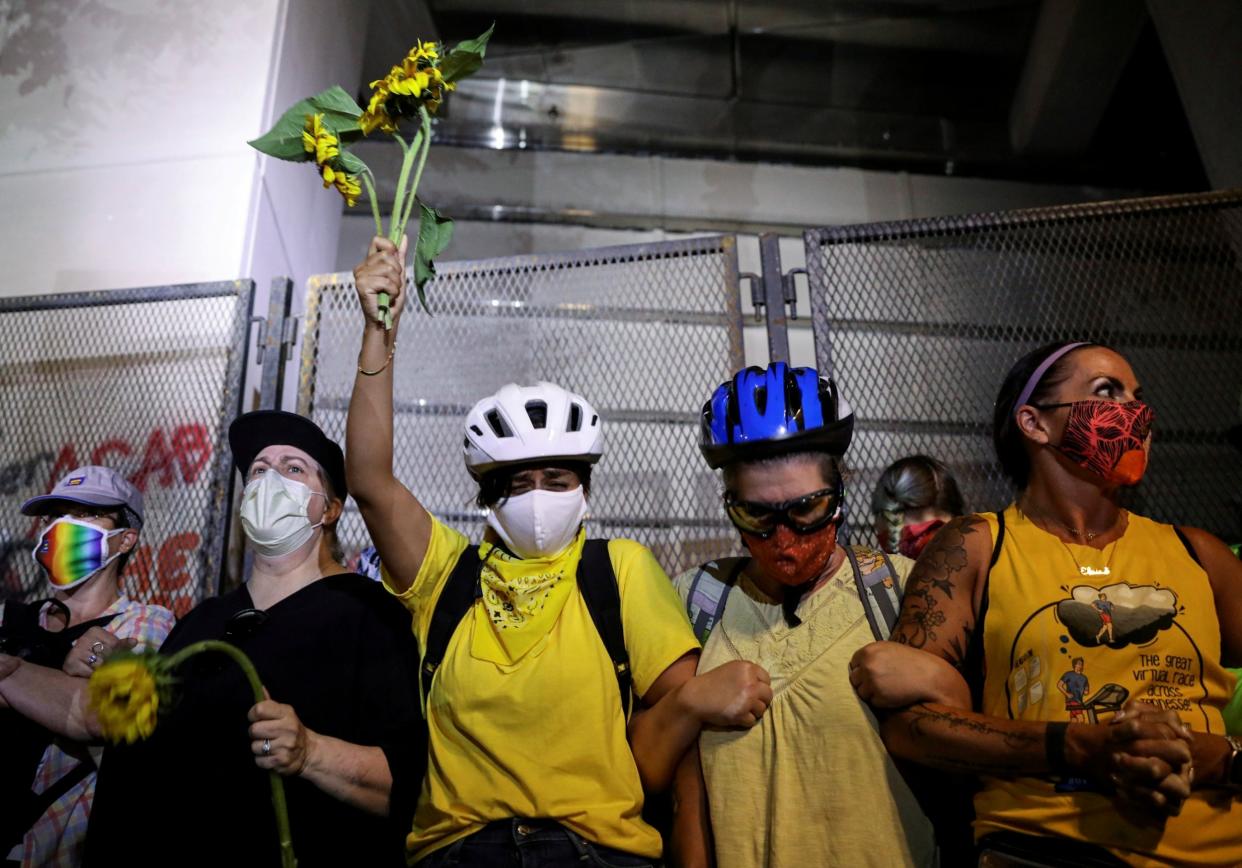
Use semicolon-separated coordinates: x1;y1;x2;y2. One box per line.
359;40;455;135
88;655;164;744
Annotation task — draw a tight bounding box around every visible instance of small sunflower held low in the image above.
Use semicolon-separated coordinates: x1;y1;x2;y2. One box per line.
89;641;298;868
248;25;493;326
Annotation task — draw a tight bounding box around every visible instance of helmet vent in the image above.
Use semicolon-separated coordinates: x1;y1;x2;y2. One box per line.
469;424;484;437
525;400;548;429
590;414;598;427
484;410;512;438
754;384;768;415
785;372;804;431
567;403;583;432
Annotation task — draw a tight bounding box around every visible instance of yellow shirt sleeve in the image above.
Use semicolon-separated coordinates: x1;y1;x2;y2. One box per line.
609;539;701;698
381;517;471;644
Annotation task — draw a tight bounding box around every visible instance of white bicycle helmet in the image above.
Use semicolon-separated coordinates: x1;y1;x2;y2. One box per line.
463;382;604;477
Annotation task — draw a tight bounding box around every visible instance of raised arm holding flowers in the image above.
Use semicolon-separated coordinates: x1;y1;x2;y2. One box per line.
249;25;493;325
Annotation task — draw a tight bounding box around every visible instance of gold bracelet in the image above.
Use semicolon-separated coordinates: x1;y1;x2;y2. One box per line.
358;342;397;376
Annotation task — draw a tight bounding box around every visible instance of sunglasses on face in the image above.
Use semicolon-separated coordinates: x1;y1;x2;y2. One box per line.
724;487;841;539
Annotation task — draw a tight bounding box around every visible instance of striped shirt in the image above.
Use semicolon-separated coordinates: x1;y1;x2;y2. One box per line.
8;596;173;868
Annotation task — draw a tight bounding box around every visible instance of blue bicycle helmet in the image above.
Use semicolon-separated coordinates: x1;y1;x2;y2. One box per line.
699;362;854;469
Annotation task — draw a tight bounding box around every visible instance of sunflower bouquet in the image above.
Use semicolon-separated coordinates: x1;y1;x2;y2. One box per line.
89;642;297;868
249;26;493;326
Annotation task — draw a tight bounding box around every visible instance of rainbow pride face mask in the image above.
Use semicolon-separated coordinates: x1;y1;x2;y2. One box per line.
32;516;125;590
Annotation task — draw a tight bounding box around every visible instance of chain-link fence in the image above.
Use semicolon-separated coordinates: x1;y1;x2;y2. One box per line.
298;236;745;577
0;282;255;616
805;189;1242;548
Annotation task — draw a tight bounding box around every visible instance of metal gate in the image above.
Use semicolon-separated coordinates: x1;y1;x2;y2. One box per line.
297;236;746;577
803;189;1242;547
0;281;256;614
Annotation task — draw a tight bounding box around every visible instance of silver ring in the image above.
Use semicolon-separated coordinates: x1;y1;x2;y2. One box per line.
90;641;106;654
87;653;98;666
262;738;271;756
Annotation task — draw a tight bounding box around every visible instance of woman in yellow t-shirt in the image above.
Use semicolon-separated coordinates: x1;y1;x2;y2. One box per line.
345;237;772;867
851;341;1242;866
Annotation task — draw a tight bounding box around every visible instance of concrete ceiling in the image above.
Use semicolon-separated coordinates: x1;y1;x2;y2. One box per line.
362;0;1210;190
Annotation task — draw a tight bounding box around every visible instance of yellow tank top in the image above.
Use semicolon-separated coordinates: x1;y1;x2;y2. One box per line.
975;505;1241;867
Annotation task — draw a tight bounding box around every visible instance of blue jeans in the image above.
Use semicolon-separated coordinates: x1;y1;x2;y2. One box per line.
415;819;658;868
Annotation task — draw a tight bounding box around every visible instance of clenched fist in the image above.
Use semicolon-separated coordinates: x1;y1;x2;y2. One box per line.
680;660;773;728
353;235;408;326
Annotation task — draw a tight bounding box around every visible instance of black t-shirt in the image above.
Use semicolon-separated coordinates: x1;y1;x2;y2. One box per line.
86;574;423;868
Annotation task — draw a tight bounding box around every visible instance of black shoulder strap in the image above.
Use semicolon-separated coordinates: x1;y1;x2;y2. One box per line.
846;546;903;641
17;752;96;834
1;598;57;637
420;546;483;710
577;539;632;718
418;541;633;719
989;509;1006;568
61;614;119;644
0;599;116;664
1172;526;1201;566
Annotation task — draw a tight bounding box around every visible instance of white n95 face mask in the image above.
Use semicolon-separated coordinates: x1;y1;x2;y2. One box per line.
486;488;588;559
239;471;325;558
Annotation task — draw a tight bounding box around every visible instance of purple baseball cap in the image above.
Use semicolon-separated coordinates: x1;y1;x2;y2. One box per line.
21;465;145;528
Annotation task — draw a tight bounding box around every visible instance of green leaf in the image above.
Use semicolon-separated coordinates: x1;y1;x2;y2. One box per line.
247;86;365;160
308;85;363;119
413;203;455;311
439;23;494;85
309;85;366;143
336;149;370;176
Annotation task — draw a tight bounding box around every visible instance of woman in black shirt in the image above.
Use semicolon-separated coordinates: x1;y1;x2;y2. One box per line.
86;412;423;867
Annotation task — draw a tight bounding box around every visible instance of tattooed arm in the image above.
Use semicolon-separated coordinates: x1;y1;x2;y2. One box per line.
868;515;1193;810
873;515;1050;771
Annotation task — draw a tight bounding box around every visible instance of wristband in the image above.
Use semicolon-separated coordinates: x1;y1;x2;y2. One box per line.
1226;734;1242;791
358;342;397;376
1046;722;1072;777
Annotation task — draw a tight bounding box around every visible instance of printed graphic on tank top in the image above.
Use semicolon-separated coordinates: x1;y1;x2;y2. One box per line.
973;506;1241;867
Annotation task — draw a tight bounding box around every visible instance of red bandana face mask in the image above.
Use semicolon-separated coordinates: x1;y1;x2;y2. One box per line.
898;518;945;559
743;521;838;589
1051;399;1154;486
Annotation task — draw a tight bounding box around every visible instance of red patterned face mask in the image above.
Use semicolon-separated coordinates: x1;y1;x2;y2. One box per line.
898;518;945;559
743;521;838;588
1040;399;1155;486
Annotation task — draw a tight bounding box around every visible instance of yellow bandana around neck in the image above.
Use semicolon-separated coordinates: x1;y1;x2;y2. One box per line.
471;529;586;666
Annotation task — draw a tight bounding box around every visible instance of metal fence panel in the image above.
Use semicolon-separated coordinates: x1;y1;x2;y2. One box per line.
299;236;745;577
0;282;255;615
805;190;1242;547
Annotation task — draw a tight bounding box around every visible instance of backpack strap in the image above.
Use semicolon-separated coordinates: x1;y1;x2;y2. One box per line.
577;539;632;718
847;546;903;641
685;559;748;644
419;546;483;711
418;540;634;719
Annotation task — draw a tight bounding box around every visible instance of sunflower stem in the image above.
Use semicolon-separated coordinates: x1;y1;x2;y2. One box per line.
398;108;433;238
362;171;383;238
380;133;418;330
164;641;298;868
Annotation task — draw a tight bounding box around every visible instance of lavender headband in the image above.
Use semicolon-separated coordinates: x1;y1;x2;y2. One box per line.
1014;342;1089;412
